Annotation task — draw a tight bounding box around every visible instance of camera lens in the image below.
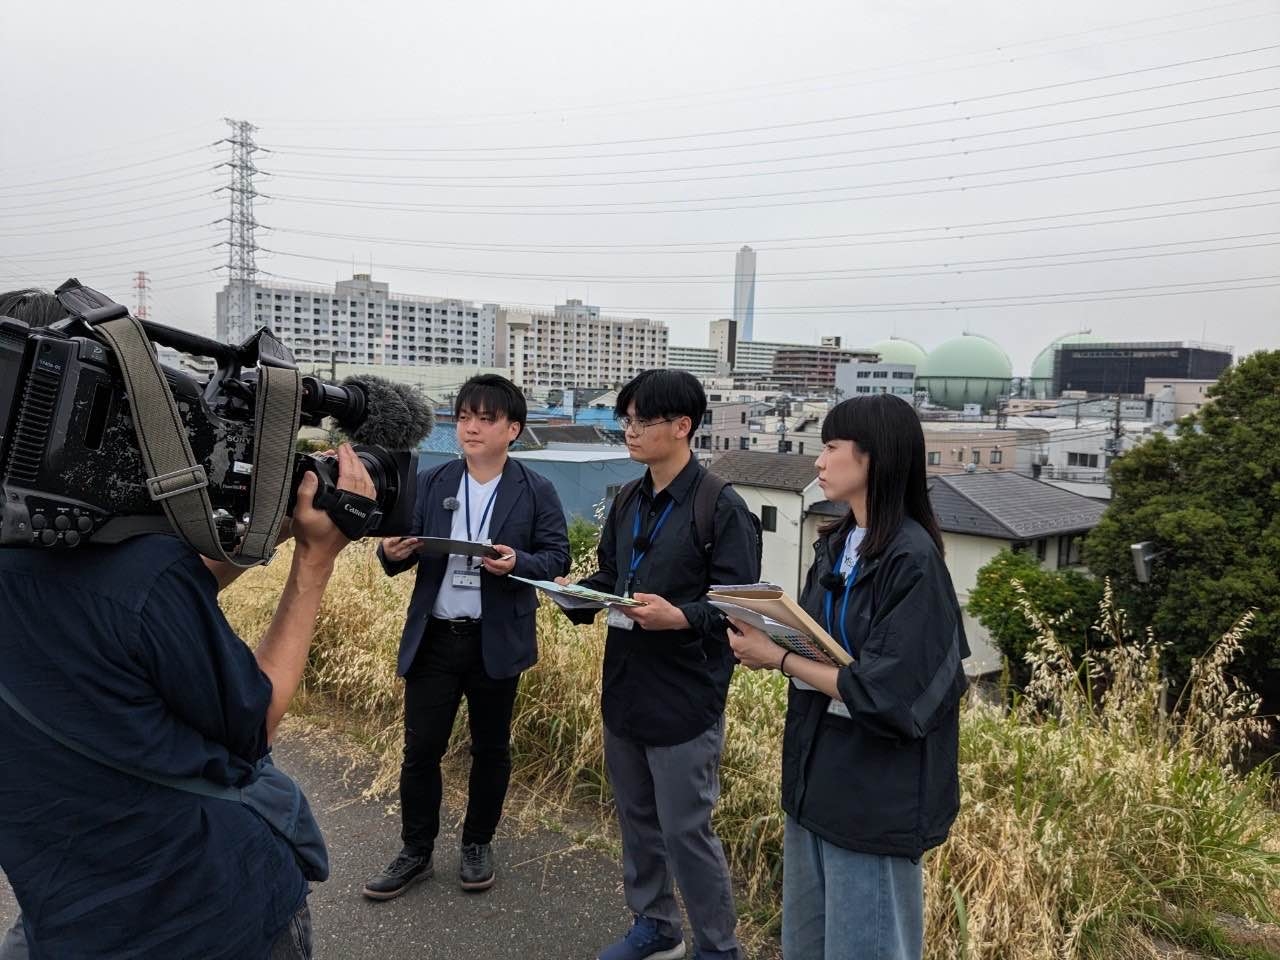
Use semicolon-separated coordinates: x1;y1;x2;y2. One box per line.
356;447;398;509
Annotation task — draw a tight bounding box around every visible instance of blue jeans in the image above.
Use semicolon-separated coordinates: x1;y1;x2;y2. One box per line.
782;817;923;960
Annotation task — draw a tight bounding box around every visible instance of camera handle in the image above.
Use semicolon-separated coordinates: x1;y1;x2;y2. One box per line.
291;454;384;541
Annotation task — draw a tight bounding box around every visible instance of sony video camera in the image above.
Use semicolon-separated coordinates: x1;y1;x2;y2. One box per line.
0;279;434;556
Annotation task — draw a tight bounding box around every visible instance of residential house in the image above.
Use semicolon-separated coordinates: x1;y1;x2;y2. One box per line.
711;452;1108;675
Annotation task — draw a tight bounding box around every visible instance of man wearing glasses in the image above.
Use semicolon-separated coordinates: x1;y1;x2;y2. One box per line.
558;369;759;960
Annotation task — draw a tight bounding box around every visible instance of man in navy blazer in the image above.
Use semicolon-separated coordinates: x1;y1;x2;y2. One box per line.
363;375;569;901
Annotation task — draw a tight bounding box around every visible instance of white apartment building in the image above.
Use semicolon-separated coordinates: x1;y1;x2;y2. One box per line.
216;274;498;368
733;340;786;377
496;300;668;390
667;345;721;378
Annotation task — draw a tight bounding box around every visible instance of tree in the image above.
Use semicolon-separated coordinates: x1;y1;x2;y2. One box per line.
1084;350;1280;691
968;549;1103;681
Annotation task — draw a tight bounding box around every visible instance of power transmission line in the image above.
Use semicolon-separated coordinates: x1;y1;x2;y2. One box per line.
270;44;1280;156
262;4;1279;130
258;270;1280;315
272;137;1280;215
260;231;1280;285
270;101;1280;193
268;189;1280;255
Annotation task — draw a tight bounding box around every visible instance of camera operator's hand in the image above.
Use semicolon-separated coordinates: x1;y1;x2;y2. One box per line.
293;444;376;565
381;537;421;562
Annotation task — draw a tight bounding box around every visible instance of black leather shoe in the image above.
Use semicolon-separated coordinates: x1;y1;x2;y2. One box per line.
362;850;433;901
459;842;495;891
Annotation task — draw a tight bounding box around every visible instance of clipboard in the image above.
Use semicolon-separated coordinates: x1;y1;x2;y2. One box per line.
708;585;852;666
512;576;647;610
408;537;506;560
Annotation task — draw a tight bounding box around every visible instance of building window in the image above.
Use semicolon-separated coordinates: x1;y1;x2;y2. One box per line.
1067;452;1100;468
761;505;777;532
798;442;805;455
972;449;981;465
740;412;747;424
927;451;941;465
1035;539;1048;562
702;412;713;426
955;449;965;462
1057;533;1084;568
605;483;621;501
739;437;750;450
991;449;1003;464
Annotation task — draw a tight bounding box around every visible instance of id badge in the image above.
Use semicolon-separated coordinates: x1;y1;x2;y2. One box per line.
606;606;635;631
452;570;482;589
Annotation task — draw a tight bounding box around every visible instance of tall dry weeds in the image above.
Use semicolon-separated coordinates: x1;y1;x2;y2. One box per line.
222;549;1280;959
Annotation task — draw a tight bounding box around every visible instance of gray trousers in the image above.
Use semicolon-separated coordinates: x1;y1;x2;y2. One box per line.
604;717;742;960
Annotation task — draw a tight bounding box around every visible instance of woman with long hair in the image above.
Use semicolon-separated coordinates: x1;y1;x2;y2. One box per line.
729;394;969;960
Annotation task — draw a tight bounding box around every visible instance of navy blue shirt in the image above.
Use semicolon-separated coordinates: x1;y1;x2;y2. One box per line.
575;457;761;746
0;535;306;959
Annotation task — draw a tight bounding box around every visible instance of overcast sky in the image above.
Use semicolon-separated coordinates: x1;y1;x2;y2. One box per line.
3;0;1277;373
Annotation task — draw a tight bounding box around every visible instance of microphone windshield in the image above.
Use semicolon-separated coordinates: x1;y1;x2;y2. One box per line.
341;374;435;449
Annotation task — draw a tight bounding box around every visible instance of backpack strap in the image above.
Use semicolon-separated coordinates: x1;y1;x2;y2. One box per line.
608;476;644;537
692;469;728;557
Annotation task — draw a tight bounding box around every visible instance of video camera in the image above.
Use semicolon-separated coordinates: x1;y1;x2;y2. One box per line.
0;279;434;562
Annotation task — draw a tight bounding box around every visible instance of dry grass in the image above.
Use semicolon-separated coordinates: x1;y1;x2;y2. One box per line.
223;543;1280;960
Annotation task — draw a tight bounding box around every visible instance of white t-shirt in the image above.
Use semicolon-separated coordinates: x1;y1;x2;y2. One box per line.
431;471;502;620
839;526;867;579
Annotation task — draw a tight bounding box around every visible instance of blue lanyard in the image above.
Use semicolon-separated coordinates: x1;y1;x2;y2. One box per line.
824;549;860;655
464;476;501;565
626;498;675;595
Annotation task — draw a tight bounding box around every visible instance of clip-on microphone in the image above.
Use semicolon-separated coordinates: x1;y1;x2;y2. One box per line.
819;572;845;592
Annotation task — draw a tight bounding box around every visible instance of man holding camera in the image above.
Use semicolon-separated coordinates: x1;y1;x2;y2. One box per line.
0;289;374;960
364;374;569;901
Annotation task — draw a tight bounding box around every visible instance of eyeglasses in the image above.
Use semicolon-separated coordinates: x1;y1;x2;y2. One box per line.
617;416;676;434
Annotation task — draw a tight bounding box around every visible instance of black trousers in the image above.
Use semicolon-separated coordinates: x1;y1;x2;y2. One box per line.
400;619;520;855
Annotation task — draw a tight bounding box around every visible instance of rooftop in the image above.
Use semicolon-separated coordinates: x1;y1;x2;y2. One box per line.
928;471;1108;540
710;450;818;493
523;424;616;447
511;449;634;463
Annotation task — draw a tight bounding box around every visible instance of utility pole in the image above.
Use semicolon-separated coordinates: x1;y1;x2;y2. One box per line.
1107;393;1124;467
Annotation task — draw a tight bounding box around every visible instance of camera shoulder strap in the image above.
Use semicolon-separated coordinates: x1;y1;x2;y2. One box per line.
92;313;299;567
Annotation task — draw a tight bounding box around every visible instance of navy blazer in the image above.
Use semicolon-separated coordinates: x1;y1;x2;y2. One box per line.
379;457;570;680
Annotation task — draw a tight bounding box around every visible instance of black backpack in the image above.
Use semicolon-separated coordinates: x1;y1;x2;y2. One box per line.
611;466;763;574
